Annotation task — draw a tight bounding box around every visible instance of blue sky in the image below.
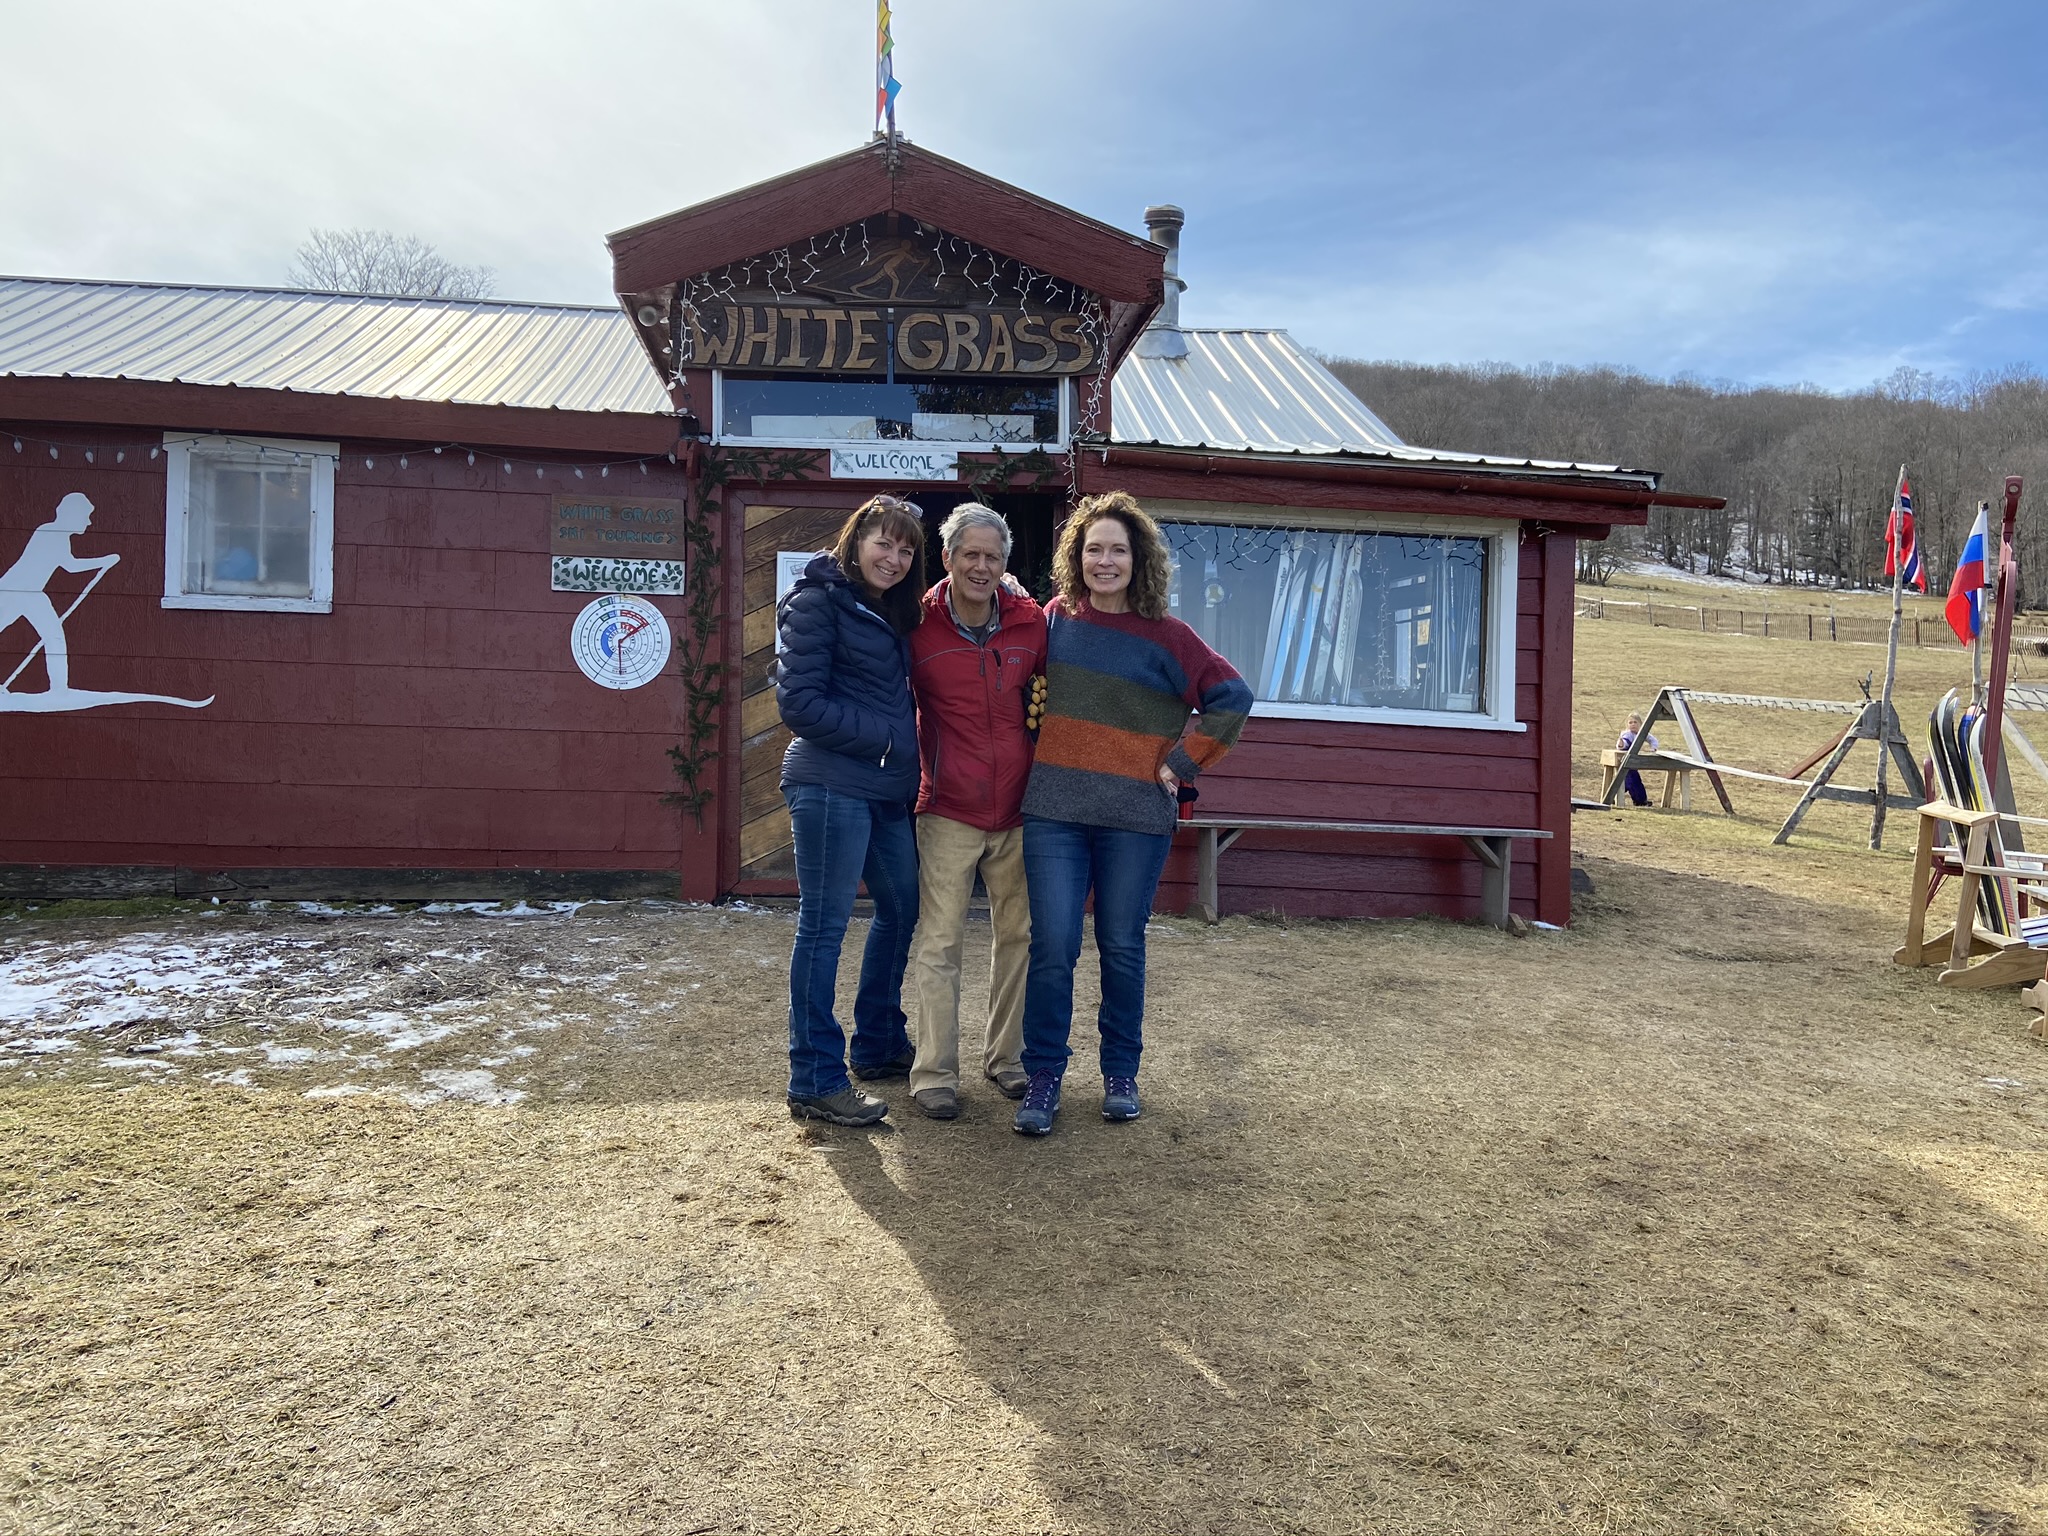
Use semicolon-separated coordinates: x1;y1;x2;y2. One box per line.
4;0;2042;391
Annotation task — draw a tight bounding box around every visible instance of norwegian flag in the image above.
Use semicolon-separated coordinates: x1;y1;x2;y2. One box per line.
1883;468;1927;592
1945;502;1989;644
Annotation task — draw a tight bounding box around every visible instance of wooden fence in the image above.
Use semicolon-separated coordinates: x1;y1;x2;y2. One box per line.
1575;596;2018;648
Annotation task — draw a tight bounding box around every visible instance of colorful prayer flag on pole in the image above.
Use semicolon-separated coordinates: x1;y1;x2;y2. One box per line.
1946;501;1990;644
876;0;901;135
1883;467;1927;592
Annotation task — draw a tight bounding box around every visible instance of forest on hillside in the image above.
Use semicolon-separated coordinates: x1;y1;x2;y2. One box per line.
1324;358;2048;601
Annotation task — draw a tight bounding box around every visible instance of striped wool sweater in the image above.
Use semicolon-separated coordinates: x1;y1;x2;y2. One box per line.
1020;598;1254;836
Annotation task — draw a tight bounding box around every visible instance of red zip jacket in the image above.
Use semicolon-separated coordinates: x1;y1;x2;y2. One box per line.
909;578;1048;831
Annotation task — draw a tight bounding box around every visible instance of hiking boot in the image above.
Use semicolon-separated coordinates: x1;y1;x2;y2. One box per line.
988;1064;1030;1100
1012;1070;1062;1136
850;1050;914;1082
912;1086;960;1120
787;1086;889;1126
1101;1075;1142;1122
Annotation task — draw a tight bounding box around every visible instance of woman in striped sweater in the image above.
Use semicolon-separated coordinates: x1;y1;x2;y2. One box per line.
1014;492;1253;1136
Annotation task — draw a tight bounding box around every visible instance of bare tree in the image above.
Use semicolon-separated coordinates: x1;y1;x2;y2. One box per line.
286;229;496;299
1327;356;2048;594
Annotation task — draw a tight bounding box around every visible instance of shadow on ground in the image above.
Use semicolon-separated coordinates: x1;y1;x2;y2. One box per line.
5;857;2048;1535
809;855;2048;1534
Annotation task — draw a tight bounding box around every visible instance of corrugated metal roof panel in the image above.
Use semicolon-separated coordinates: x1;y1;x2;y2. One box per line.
0;277;674;416
1112;327;1641;478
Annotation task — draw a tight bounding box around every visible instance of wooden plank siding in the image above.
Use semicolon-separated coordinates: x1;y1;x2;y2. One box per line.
0;422;714;896
730;493;871;882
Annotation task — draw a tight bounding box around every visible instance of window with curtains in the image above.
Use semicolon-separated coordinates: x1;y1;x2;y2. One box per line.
1160;518;1519;729
162;434;336;613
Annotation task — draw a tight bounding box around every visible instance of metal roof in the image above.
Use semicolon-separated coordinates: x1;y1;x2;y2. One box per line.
0;277;1651;482
0;276;674;416
1111;327;1647;481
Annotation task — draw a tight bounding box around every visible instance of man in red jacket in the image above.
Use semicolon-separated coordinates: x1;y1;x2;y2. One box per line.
905;504;1048;1120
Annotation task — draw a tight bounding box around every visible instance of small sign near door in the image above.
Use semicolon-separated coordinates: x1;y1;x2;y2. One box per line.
829;446;957;481
774;550;814;653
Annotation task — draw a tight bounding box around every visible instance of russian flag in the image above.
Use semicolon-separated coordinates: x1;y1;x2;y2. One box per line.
1884;469;1927;592
1946;503;1989;644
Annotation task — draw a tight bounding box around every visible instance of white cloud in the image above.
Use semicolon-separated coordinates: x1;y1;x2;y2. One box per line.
0;0;878;298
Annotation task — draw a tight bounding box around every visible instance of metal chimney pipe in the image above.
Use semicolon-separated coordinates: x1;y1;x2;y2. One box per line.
1137;204;1188;359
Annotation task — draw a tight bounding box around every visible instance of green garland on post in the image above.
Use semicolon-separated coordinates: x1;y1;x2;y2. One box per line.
663;446;818;829
663;472;723;831
960;445;1061;504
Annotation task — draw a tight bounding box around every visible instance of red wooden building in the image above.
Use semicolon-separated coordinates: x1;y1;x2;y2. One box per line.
1;141;1710;923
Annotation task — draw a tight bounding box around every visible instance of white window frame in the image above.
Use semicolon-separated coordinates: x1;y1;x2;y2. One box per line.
709;369;1071;451
162;433;337;614
1146;498;1525;734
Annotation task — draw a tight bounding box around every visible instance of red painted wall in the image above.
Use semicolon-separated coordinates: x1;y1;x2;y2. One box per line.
1152;530;1575;927
1;422;715;896
5;418;1582;924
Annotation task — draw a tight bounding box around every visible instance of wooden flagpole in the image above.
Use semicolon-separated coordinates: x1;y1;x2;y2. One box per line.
1872;464;1908;850
1980;475;2026;804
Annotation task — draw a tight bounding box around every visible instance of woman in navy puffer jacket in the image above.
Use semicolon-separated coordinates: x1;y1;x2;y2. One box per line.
776;495;926;1127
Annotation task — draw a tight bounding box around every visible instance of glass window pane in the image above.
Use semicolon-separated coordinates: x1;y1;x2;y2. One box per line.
1164;523;1488;713
187;446;315;597
720;372;1059;443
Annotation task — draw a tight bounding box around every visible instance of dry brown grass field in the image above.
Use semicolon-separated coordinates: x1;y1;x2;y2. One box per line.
5;580;2048;1536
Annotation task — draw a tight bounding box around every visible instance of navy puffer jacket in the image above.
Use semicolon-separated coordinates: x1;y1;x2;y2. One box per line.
776;552;920;803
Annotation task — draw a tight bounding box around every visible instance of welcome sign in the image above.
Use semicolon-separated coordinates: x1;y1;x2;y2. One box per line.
829;446;958;481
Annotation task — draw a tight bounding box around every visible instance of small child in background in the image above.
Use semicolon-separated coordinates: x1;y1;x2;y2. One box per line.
1616;712;1658;807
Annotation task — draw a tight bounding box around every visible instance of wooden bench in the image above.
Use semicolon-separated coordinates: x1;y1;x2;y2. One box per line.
1599;747;1695;810
1180;817;1554;930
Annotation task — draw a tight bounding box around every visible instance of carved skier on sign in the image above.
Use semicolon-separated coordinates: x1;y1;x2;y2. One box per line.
0;491;213;713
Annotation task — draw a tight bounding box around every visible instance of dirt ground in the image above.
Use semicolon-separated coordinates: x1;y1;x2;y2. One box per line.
6;602;2048;1536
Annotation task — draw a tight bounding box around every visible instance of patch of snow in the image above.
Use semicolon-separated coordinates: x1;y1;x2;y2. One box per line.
1982;1076;2025;1090
0;936;277;1033
417;901;590;918
1619;559;1781;591
413;1069;525;1106
327;1011;463;1052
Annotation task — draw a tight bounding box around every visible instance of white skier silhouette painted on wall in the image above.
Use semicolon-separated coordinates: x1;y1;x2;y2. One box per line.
0;491;213;713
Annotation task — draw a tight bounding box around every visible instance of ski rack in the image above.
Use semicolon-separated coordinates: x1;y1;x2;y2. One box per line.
1897;802;2048;991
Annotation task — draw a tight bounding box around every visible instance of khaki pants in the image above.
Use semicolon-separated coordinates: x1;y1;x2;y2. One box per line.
909;814;1029;1094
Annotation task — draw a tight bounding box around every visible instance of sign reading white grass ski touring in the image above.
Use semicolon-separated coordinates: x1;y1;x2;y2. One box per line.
550;555;685;595
829;446;958;481
550;494;685;593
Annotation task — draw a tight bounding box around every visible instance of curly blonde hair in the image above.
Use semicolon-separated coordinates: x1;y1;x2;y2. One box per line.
1052;491;1172;621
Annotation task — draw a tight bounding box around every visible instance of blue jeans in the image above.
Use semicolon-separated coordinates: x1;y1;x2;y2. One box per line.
1019;815;1173;1081
784;784;919;1098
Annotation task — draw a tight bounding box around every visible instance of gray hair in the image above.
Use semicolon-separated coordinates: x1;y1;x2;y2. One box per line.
939;503;1012;560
